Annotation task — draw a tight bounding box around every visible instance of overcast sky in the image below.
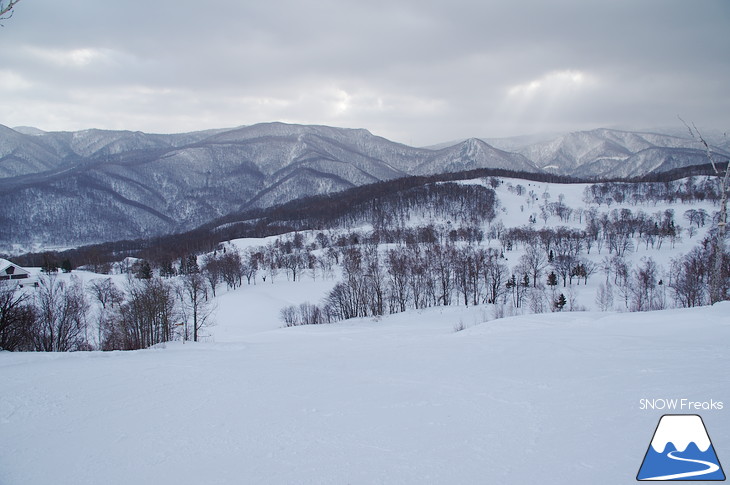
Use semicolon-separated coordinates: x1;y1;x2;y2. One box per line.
1;0;728;145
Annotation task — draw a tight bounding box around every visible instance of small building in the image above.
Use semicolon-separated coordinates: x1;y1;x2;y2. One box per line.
0;258;32;284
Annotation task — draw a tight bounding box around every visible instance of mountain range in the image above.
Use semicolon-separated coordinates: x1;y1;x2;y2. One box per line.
1;122;727;251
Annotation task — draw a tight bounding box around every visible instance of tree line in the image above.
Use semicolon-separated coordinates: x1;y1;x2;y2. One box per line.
583;177;722;206
0;264;214;352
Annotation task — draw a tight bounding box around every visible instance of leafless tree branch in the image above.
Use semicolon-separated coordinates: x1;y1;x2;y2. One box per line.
679;115;730;303
0;0;22;21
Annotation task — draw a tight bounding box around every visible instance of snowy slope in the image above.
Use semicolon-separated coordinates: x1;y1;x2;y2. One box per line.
470;176;719;310
1;172;729;484
1;289;728;484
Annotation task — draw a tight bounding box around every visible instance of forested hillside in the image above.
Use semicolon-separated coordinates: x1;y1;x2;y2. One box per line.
1;122;727;251
3;171;726;352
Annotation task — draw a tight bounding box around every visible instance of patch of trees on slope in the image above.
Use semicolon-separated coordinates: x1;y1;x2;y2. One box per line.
10;163;725;272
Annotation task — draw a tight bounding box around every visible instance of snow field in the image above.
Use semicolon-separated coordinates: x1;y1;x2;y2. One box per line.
2;279;729;484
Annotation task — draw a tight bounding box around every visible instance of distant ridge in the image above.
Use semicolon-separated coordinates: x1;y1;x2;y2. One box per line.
0;122;727;250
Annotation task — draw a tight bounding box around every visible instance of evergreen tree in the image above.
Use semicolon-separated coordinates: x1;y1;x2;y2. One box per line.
41;255;59;274
186;254;200;274
547;271;558;288
136;261;153;280
160;260;176;278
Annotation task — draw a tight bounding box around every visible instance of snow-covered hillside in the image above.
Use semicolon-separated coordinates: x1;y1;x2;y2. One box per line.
2;173;728;484
492;177;714;290
1;275;728;484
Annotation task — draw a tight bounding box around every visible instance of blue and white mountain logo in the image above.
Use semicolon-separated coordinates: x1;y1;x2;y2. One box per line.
637;414;725;481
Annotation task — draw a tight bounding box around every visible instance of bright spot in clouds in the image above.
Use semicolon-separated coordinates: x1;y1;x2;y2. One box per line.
26;47;110;68
508;70;593;98
334;88;351;115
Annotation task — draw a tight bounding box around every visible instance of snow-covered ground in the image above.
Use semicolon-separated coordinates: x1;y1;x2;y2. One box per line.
1;176;727;484
2;271;728;484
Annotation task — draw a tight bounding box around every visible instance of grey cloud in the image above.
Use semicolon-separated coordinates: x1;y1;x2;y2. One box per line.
1;0;728;145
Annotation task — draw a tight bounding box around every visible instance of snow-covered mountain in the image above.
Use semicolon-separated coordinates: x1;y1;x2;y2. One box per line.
0;122;726;250
0;123;538;249
494;128;728;178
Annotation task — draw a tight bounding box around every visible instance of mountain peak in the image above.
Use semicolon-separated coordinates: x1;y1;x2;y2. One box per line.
11;126;47;136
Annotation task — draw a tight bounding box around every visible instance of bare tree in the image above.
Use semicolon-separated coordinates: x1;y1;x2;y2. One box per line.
386;248;410;312
178;272;215;342
684;209;699;229
520;244;549;287
325;282;359;321
552;254;575;288
201;253;222;297
363;245;385;316
219;249;244;289
32;275;89;351
0;0;22;21
109;277;178;350
483;250;508;304
630;258;661;312
280;305;299;327
595;282;614;312
681;118;729;303
0;280;34;350
429;243;455;306
243;250;261;284
87;278;123;348
88;278;123;310
669;248;708;308
282;250;305;282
